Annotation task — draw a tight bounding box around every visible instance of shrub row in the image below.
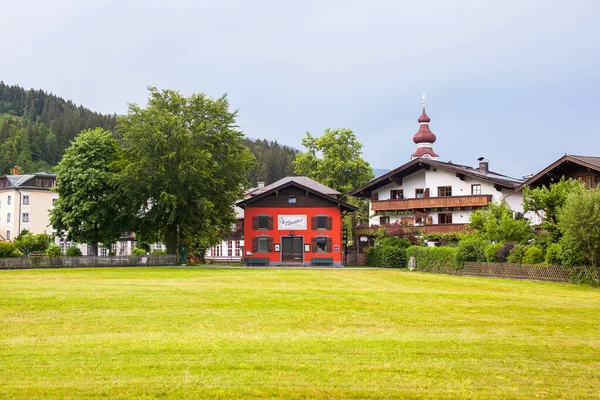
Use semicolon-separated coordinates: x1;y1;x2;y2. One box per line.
405;246;460;272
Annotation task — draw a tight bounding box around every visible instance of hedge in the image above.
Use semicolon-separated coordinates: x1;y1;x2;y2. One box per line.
406;246;460;272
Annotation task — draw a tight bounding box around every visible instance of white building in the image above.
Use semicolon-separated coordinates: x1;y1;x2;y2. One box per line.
0;173;58;241
350;100;525;234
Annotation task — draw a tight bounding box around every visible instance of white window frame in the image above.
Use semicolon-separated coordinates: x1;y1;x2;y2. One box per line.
22;195;29;205
22;213;29;223
6;213;10;223
7;195;11;205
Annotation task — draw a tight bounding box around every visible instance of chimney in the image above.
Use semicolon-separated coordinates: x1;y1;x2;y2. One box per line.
11;167;19;175
477;157;489;174
257;181;265;189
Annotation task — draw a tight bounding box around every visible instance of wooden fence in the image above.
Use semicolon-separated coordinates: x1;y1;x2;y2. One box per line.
420;262;600;284
0;255;177;270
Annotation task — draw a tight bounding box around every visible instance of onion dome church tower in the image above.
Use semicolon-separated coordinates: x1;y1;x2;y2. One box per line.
410;94;439;160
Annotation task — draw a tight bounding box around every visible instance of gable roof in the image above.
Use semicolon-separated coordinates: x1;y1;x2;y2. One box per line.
516;154;600;191
237;177;357;212
350;158;523;197
249;176;341;197
1;173;56;189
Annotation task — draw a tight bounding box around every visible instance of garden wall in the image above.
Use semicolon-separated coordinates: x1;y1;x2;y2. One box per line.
418;261;599;285
0;255;177;270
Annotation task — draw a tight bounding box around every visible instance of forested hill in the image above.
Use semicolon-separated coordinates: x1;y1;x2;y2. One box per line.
0;82;300;183
243;138;299;186
0;81;117;174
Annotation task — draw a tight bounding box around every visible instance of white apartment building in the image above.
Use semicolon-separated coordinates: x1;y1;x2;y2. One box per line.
0;173;58;241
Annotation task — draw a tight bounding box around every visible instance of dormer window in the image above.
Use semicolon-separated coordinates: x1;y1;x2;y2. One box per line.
288;195;296;204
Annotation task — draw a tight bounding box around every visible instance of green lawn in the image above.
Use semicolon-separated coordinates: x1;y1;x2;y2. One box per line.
1;268;599;399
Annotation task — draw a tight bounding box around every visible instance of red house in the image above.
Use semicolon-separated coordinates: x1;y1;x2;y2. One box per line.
236;177;357;266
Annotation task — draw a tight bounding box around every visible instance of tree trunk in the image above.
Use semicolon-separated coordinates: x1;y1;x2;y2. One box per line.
165;225;178;255
91;242;99;257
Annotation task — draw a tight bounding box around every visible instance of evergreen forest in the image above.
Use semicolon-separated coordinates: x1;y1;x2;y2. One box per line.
0;82;298;184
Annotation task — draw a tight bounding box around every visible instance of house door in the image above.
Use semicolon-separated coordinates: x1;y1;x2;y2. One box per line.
282;237;303;264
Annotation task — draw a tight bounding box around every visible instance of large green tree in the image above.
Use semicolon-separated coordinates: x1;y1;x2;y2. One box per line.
522;177;585;240
50;128;126;256
469;200;534;244
117;88;255;254
293;128;374;201
558;188;600;267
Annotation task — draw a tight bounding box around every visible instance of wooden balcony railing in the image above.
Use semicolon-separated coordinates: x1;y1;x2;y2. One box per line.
371;195;492;211
355;223;471;236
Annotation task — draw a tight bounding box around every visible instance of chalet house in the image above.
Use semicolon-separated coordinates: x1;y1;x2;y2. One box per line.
516;154;600;190
237;176;357;266
350;100;524;234
0;172;58;241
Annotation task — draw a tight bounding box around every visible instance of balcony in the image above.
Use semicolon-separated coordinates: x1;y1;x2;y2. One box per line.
355;223;471;236
371;194;492;211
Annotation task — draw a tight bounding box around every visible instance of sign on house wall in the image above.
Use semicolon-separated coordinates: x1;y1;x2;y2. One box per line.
278;215;307;230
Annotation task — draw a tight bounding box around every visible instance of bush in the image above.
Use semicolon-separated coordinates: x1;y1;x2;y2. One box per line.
522;246;544;264
406;246;460;272
0;241;18;258
485;243;504;262
455;237;487;266
544;243;562;265
65;247;82;257
507;245;527;264
497;242;515;262
46;244;62;257
380;246;407;268
131;248;147;256
150;249;167;256
365;247;381;266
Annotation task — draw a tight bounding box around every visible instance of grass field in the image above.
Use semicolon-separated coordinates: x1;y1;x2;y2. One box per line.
1;267;599;399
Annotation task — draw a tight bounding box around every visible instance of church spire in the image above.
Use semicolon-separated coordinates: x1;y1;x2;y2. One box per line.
411;94;439;160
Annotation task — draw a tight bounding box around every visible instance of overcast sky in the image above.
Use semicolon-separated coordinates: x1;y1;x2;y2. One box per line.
1;0;598;178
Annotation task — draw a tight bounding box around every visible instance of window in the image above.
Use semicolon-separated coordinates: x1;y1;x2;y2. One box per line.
288;195;296;204
390;189;403;200
6;213;10;223
415;188;425;198
253;215;273;230
471;184;481;195
438;213;453;224
312;215;332;230
23;195;29;205
7;196;11;205
379;216;390;225
438;186;452;197
52;198;58;205
6;230;10;241
254;236;272;253
22;213;29;223
585;176;593;189
228;241;233;257
100;247;109;256
312;236;332;253
596;176;600;188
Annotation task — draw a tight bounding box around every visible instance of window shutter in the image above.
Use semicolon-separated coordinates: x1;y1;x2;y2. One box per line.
326;237;332;252
311;217;317;230
252;237;258;252
424;188;430;198
268;216;274;230
312;237;317;253
371;192;379;201
326;217;332;230
252;217;258;230
268;237;273;252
